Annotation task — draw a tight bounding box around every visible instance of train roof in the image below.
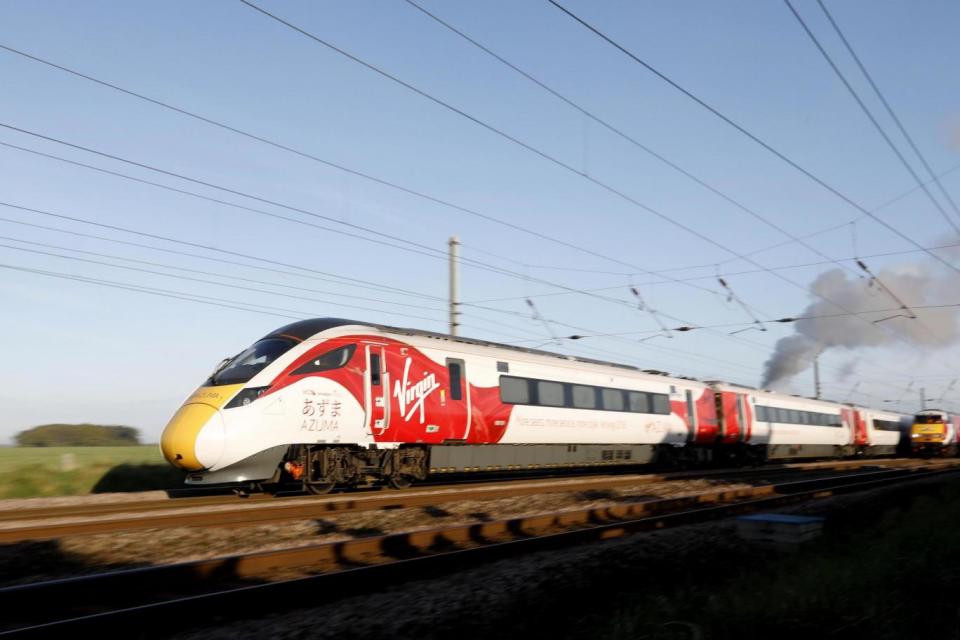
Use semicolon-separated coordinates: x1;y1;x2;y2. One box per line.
263;317;645;372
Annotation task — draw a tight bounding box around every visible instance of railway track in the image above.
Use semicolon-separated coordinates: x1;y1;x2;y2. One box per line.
0;457;937;543
3;459;959;637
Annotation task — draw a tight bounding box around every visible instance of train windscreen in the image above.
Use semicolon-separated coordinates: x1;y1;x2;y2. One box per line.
208;338;296;386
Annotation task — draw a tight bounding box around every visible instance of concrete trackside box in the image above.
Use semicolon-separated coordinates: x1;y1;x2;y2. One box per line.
735;513;825;548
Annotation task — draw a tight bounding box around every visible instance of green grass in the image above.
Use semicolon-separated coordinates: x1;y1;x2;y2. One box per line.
589;484;960;639
0;446;185;498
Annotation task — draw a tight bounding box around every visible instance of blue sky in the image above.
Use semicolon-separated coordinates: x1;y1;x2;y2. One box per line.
1;0;958;443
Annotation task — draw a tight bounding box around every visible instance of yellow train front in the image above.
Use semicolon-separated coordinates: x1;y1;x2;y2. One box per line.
910;410;957;456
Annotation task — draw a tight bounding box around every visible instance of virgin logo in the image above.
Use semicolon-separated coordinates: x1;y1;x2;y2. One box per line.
393;357;440;423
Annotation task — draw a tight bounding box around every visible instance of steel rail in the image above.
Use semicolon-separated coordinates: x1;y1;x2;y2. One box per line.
0;458;925;542
2;461;958;636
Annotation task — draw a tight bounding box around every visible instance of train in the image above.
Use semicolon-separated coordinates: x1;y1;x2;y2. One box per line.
159;318;910;493
910;409;960;456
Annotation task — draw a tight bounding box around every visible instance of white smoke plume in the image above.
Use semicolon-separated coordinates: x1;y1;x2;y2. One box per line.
835;358;858;382
761;259;960;388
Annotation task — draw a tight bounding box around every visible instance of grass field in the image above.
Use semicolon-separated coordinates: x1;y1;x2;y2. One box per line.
0;446;185;498
584;482;960;639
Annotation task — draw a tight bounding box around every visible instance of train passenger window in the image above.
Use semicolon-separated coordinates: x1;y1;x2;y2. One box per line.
602;388;625;411
776;408;788;423
572;385;597;409
651;394;670;415
827;414;841;427
798;412;809;425
292;344;357;376
788;410;800;424
628;392;649;413
874;419;900;431
369;353;381;386
447;360;463;401
537;380;565;407
500;376;530;404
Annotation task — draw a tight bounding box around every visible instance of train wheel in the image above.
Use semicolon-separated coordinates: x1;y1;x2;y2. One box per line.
305;482;335;495
389;475;413;490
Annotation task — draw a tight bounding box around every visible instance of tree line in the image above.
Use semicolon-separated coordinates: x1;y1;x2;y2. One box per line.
15;424;142;447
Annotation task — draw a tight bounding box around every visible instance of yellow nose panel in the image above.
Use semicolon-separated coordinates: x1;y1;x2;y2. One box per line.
161;403;218;470
161;384;244;471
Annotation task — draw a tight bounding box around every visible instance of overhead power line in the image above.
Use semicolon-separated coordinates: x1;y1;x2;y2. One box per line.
546;0;960;277
546;0;960;377
783;0;960;232
0;234;449;315
467;157;960;280
0;192;779;382
814;0;960;222
4;33;944;375
403;0;878;298
1;21;936;390
0;42;715;287
0;199;442;301
463;239;960;304
0;214;441;301
0;242;449;324
236;1;936;377
0;130;732;316
506;301;960;342
0;262;310;322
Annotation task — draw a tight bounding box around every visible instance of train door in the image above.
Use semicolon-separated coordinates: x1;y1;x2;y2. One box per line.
719;392;749;443
365;345;389;438
853;409;872;447
444;358;471;440
685;390;697;442
736;393;749;442
717;392;735;443
841;408;867;450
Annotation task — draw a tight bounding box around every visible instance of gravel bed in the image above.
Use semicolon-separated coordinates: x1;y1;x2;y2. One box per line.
168;473;959;640
0;477;758;587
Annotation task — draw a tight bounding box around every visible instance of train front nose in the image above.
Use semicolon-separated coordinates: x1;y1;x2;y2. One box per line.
161;385;241;471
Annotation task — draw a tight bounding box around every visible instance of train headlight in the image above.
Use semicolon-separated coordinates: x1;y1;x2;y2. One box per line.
224;387;269;409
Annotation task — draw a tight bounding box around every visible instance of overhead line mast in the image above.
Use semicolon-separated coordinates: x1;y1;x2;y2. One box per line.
449;235;459;336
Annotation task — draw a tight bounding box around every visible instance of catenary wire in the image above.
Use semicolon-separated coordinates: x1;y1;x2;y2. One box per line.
545;0;960;276
783;0;960;232
815;0;960;222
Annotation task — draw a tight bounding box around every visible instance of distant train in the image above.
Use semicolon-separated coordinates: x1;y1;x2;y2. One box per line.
910;409;960;456
160;318;909;493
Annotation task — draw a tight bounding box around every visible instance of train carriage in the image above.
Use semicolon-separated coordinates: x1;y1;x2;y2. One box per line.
742;389;852;460
857;407;906;457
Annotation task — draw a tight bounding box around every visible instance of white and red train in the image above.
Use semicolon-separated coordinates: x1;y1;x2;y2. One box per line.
160;318;907;493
